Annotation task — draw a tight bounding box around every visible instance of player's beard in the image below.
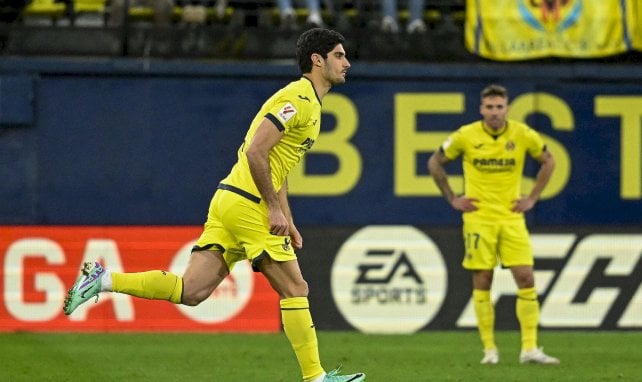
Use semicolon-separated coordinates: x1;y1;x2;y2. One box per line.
486;116;505;130
325;66;346;85
332;76;346;85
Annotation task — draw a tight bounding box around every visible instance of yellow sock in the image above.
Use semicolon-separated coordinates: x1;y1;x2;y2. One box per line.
516;287;539;351
280;297;324;381
473;289;496;350
111;270;183;304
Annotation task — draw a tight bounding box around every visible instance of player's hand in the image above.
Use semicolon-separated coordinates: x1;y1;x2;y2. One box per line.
451;196;479;212
289;224;303;249
268;207;290;236
512;197;535;212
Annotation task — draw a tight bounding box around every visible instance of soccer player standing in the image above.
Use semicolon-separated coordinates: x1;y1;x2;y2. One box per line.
64;28;365;382
428;84;559;365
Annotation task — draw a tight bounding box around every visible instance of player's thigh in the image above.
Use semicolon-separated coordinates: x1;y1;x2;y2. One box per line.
499;220;533;267
462;221;500;270
182;250;229;304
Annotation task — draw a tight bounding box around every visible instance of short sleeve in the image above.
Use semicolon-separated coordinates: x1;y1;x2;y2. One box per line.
442;130;465;160
524;126;545;158
266;96;310;134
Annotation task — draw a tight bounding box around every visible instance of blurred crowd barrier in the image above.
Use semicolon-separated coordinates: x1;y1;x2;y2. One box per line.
2;0;639;63
0;0;471;60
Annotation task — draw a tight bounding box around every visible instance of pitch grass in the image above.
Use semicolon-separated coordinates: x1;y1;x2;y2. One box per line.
2;330;640;381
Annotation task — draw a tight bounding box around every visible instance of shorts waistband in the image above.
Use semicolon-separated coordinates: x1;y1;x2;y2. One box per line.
217;183;261;204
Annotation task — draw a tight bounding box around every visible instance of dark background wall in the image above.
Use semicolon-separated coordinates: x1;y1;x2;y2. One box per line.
1;57;641;226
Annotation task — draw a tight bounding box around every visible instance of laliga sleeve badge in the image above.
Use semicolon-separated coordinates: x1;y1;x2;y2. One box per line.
277;102;297;123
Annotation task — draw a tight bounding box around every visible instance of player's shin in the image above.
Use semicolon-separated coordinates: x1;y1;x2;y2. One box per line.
111;270;183;303
280;297;324;381
516;287;539;351
473;289;497;350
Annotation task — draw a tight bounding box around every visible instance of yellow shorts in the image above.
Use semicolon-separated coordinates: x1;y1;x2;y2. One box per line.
193;187;297;272
461;219;533;270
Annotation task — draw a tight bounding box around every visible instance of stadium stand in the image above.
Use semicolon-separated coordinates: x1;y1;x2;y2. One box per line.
7;0;464;59
3;0;639;63
72;0;108;26
23;0;68;25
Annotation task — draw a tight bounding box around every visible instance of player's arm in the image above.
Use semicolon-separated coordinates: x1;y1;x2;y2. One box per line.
246;117;289;236
428;149;478;212
513;148;555;212
278;179;303;249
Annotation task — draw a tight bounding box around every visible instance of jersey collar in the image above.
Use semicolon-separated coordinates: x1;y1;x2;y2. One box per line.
481;120;508;137
301;75;322;105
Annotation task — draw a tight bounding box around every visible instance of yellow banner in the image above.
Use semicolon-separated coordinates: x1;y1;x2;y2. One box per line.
629;0;642;50
465;0;632;61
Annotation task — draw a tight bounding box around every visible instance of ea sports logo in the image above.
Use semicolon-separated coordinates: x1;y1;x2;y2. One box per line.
170;241;253;324
331;226;447;333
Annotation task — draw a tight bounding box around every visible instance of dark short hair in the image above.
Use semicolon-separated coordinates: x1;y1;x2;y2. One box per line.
296;28;345;74
481;84;508;101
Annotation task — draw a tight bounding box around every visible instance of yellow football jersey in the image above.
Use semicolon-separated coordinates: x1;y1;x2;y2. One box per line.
442;120;545;222
220;77;321;200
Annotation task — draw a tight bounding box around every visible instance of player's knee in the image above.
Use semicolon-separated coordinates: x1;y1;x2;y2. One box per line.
512;266;535;288
279;279;309;299
516;274;535;288
181;289;210;306
294;279;309;297
473;270;493;289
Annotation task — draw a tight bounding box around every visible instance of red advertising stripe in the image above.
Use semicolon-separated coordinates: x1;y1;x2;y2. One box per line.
0;226;280;332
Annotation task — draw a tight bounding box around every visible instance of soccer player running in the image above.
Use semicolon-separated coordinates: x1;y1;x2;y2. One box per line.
428;84;559;365
64;28;365;382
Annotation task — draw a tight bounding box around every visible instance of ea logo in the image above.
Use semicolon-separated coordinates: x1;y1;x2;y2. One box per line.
331;226;447;334
170;241;253;323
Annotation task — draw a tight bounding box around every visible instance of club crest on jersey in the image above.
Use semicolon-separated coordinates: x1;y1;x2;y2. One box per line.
505;141;515;151
278;102;297;122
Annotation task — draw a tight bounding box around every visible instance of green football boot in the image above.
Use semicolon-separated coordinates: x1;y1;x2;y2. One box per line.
323;367;365;382
63;261;105;315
